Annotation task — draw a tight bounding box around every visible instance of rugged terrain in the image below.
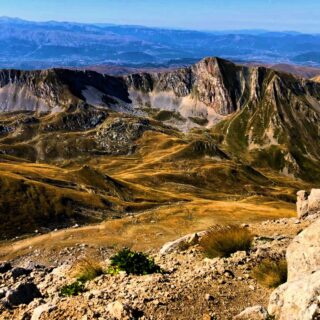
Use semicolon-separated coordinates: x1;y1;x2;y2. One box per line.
0;55;319;319
0;57;320;239
0;196;319;320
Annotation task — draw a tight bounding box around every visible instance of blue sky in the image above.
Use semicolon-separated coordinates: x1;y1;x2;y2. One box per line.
1;0;319;32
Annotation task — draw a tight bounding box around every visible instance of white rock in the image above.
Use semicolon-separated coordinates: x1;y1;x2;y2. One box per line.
159;231;206;255
286;219;320;281
268;270;320;320
308;189;320;213
234;305;269;320
297;190;309;218
107;301;134;320
31;303;56;320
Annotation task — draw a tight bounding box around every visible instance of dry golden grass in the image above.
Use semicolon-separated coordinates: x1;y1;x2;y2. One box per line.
0;197;297;262
71;257;105;282
252;259;288;288
0;129;309;261
200;225;253;258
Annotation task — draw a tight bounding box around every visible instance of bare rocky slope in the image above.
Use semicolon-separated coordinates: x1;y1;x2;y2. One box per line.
0;191;319;319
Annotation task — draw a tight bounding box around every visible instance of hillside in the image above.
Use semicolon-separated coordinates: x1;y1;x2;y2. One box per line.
0;57;319;239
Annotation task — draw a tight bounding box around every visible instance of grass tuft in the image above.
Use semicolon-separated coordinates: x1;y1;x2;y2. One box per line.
200;225;253;258
252;259;287;288
72;257;105;282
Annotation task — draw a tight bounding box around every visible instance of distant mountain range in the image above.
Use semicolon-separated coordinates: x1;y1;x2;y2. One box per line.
1;17;320;69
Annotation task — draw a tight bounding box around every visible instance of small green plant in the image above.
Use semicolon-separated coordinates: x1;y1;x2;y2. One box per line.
200;225;253;258
73;257;105;282
60;281;86;297
252;259;287;288
108;248;162;275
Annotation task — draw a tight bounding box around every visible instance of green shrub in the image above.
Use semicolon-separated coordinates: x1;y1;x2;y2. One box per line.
200;225;253;258
60;281;86;297
108;248;162;275
252;259;287;288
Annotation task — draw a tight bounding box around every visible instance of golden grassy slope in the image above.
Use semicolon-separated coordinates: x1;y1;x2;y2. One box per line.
0;128;309;259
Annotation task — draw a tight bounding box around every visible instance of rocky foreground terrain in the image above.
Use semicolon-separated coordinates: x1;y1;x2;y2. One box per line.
0;190;319;320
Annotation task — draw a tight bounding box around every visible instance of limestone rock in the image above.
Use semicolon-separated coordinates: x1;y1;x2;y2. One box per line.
308;189;320;214
31;303;57;320
297;189;320;219
286;219;320;281
234;305;269;320
107;301;134;320
159;231;206;255
297;190;309;218
268;270;320;320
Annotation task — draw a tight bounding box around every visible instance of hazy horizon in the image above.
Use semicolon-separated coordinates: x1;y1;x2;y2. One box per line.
0;15;319;36
1;0;319;33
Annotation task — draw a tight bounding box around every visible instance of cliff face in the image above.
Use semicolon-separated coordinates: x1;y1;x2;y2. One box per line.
126;58;320;131
0;68;130;112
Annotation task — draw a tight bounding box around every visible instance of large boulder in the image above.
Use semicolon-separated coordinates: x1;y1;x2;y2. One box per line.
5;282;42;306
268;218;320;320
268;270;320;320
286;219;320;281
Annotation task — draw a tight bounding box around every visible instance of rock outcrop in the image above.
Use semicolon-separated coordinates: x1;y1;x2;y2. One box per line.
297;189;320;219
268;218;320;320
286;218;320;281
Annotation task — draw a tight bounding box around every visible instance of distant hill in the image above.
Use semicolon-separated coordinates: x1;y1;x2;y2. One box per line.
1;17;320;69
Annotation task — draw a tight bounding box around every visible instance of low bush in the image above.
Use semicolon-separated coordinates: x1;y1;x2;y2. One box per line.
108;248;162;275
72;257;105;282
252;258;287;288
60;281;86;297
200;225;253;258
